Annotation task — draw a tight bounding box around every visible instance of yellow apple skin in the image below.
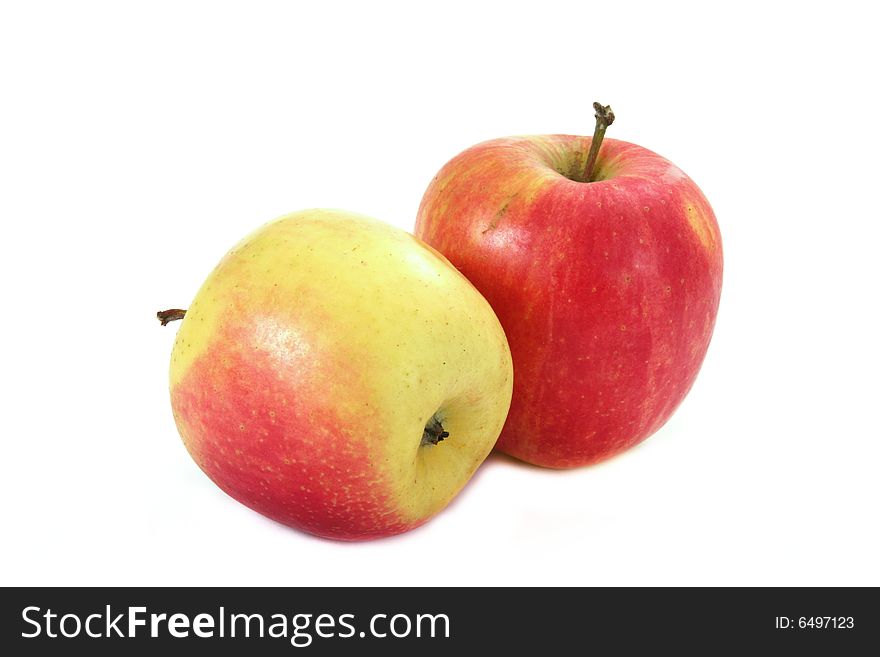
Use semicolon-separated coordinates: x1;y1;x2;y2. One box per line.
169;209;513;540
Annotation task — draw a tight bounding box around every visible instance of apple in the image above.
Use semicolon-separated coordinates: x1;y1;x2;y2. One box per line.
162;209;513;540
414;105;722;468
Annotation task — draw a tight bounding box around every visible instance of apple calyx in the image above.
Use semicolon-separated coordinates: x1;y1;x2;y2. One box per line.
157;308;187;325
421;415;449;447
582;101;615;183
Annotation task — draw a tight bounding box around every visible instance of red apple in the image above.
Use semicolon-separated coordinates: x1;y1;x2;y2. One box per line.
415;108;722;467
164;210;513;540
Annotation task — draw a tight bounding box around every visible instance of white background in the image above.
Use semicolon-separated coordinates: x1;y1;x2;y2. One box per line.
2;1;878;586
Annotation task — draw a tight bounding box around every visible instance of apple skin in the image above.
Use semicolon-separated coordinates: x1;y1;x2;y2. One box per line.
169;210;513;540
415;136;722;468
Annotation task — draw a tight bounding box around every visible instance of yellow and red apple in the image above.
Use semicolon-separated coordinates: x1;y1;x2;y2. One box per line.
415;125;722;468
166;209;513;540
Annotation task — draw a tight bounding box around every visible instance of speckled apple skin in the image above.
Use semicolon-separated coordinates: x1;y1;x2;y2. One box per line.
415;136;722;468
169;210;513;539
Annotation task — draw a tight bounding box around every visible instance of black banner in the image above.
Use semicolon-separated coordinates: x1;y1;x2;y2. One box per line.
2;587;876;654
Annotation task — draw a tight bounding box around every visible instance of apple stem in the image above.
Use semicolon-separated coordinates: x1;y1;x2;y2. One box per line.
421;416;449;446
157;309;187;325
582;102;615;182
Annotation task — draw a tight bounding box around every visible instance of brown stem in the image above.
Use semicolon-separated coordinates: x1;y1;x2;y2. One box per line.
583;101;615;182
157;309;187;326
